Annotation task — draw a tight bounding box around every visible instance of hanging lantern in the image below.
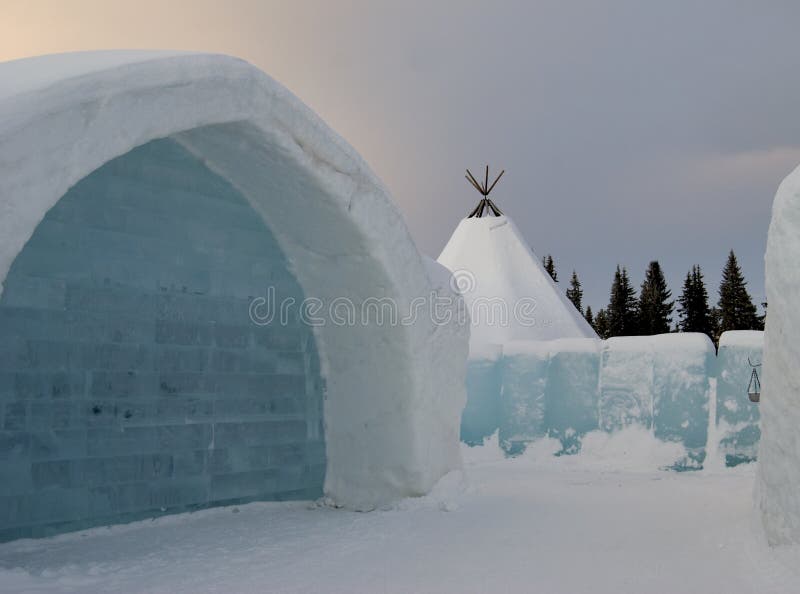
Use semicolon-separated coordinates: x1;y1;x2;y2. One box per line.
747;357;761;403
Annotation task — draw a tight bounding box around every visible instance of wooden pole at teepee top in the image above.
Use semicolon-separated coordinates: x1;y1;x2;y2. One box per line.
486;170;505;195
465;165;505;217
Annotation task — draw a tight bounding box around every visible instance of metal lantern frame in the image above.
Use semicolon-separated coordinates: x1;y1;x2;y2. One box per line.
747;357;761;403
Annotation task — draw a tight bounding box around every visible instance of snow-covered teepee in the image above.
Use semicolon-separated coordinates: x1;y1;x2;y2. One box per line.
438;167;598;348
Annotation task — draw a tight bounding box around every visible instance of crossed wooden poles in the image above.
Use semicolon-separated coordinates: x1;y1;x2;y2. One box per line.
466;165;505;218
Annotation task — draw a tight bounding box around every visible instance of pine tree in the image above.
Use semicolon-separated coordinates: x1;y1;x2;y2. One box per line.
677;265;712;337
542;255;558;282
709;306;722;346
606;266;638;337
717;250;759;333
585;305;594;327
593;308;609;339
566;270;583;314
677;270;693;329
637;261;673;335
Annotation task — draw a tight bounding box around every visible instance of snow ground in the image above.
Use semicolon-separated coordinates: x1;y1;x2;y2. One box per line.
1;435;799;594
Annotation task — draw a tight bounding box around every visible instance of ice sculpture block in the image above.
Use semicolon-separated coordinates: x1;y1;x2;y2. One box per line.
716;330;763;466
499;342;550;455
599;337;655;432
544;339;601;454
652;333;714;468
461;345;503;446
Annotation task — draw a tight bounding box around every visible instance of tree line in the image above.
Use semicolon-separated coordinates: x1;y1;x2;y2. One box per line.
542;250;764;344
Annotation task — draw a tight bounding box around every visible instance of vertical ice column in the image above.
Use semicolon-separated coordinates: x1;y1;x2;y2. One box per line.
716;330;763;466
461;345;503;446
652;333;715;468
544;339;601;453
599;337;655;432
499;341;550;455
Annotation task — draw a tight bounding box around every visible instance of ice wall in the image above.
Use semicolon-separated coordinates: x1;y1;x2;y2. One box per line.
462;334;715;466
500;342;549;455
598;334;713;467
462;347;502;446
652;334;715;467
463;339;601;456
0;139;326;541
715;331;763;466
599;337;654;432
758;163;800;545
543;340;601;454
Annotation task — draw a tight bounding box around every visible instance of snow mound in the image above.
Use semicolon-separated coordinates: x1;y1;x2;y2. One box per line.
758;162;800;544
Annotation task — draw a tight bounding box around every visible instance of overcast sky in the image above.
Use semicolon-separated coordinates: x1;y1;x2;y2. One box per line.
3;0;797;311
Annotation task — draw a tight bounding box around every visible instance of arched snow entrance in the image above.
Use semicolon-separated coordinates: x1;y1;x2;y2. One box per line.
0;52;467;540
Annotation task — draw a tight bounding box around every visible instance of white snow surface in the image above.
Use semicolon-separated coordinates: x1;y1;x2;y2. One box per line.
758;162;800;544
437;215;598;349
720;330;765;349
0;51;468;510
2;436;799;594
0;50;194;102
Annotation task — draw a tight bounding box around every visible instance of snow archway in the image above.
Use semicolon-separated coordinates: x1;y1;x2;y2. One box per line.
0;51;467;523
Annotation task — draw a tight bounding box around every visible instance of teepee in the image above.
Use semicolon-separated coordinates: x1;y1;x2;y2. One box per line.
438;166;598;347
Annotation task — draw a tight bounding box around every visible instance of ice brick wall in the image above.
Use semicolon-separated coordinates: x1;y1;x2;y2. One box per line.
651;334;715;467
544;341;601;454
715;331;763;466
0;139;326;541
499;343;549;455
461;348;502;446
599;338;654;432
462;334;716;465
463;340;601;455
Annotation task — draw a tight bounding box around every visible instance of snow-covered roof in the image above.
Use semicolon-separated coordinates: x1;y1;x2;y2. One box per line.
437;215;598;348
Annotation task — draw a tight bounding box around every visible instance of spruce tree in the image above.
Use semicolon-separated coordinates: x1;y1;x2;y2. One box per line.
638;261;673;335
677;270;693;329
677;265;712;337
717;250;759;333
621;267;639;334
542;255;558;282
606;266;638;337
585;305;594;327
593;308;609;339
709;306;722;346
566;270;583;314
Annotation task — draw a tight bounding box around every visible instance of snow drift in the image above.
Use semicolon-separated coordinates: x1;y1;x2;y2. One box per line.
0;51;468;533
